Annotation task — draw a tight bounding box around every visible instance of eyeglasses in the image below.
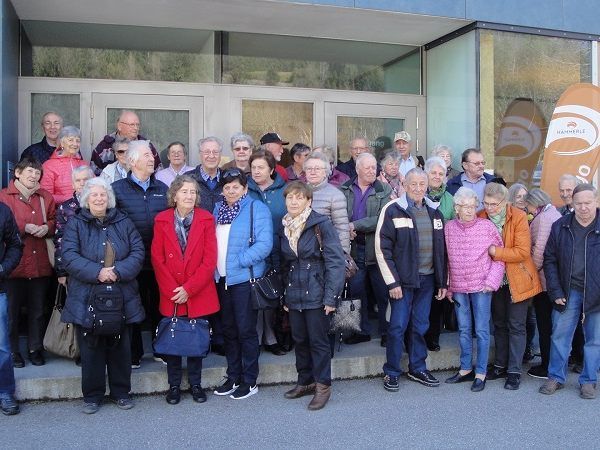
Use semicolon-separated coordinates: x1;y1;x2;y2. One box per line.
201;150;221;156
233;146;251;151
43;121;62;127
456;204;476;210
483;199;505;208
305;167;325;172
119;121;140;128
466;160;485;166
115;150;127;154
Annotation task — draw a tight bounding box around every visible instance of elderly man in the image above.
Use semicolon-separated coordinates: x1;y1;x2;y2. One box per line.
557;174;580;216
185;137;225;213
446;148;494;209
340;153;392;345
0;205;23;415
540;184;600;399
259;132;289;181
336;137;371;180
112;140;168;368
20;112;63;164
155;142;194;187
393;131;423;177
376;168;447;391
90;110;162;176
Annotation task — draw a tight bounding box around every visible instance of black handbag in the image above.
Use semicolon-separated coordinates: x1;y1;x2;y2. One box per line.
83;284;125;336
329;284;361;335
153;305;211;358
248;202;283;310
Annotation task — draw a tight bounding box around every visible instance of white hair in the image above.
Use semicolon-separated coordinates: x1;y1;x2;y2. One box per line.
127;140;151;165
424;156;447;174
355;152;376;168
454;186;479;206
304;152;332;178
71;165;94;183
79;177;116;210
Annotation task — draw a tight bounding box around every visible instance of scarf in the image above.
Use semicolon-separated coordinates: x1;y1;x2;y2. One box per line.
175;209;194;253
282;207;312;256
217;194;246;225
14;179;40;200
427;184;447;202
489;206;507;233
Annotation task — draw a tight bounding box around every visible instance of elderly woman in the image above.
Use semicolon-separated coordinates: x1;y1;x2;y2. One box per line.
0;158;56;368
221;133;254;174
213;169;272;400
61;177;145;414
377;153;404;199
423;156;455;352
100;138;130;184
303;152;350;253
247;150;288;356
155;142;194;187
525;188;562;379
311;145;350;187
432;144;460;179
151;175;219;404
444;187;505;391
508;183;528;212
286;143;311;181
41;126;87;204
55;165;95;286
279;181;345;410
479;182;542;390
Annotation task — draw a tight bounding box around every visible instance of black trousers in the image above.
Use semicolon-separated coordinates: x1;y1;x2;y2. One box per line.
289;308;332;386
164;355;204;388
492;285;531;374
131;270;161;361
77;326;132;403
6;277;50;353
533;291;553;369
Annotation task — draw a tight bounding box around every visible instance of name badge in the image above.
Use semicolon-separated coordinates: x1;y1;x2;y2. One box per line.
433;219;443;230
393;218;413;228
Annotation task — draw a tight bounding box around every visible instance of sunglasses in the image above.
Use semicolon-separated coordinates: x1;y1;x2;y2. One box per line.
220;168;246;185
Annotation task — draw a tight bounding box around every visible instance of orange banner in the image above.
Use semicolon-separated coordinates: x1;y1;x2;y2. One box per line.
540;83;600;204
495;97;547;187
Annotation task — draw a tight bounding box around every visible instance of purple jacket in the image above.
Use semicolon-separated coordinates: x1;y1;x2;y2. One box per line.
445;217;505;294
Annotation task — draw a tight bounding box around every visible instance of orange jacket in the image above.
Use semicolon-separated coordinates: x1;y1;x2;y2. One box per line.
479;205;542;302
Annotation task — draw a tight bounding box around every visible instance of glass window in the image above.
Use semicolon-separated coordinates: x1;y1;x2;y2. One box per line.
336;117;404;163
31;93;80;143
480;30;592;186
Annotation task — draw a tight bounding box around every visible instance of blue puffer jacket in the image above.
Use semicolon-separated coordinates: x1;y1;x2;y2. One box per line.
213;195;273;286
112;172;168;268
61;207;145;326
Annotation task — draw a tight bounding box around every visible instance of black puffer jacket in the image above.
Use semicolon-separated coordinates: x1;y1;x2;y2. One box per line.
61;207;145;326
278;211;345;310
112;172;168;268
0;202;23;291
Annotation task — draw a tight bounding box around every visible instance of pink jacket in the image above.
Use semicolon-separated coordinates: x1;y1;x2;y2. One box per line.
41;148;88;204
530;204;561;290
445;217;505;294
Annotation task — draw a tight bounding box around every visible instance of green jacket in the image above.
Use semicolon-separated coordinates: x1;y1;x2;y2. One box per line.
340;178;392;265
427;186;455;221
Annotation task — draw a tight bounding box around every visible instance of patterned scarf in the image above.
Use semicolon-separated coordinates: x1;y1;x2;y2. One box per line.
427;184;447;202
175;209;194;253
282;207;312;256
217;194;246;225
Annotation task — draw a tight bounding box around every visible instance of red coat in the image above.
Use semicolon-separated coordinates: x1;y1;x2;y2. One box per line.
41;148;87;204
151;207;219;318
0;181;56;278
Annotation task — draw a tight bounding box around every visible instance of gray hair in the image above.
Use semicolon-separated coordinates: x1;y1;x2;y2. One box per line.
573;183;598;197
79;177;116;210
41;111;63;125
507;183;528;205
58;126;81;141
350;136;369;148
230;133;254;150
166;175;201;208
454;186;479;206
424;156;447;174
405;167;428;182
118;109;138;122
355;152;376;168
432;144;452;157
558;174;581;186
126;140;152;165
484;182;509;200
71;165;94;183
198;136;223;153
380;152;400;168
525;188;552;208
312;145;335;164
304;152;332;178
111;136;130;153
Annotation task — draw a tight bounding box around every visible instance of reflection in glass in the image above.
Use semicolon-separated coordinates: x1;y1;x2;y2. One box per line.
31;93;80;143
336;116;404;162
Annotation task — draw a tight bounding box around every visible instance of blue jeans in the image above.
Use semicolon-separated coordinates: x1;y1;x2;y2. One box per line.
0;293;15;398
452;292;492;375
548;289;600;384
383;274;434;377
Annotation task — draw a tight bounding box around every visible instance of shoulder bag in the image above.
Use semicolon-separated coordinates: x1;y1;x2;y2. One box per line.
38;195;55;267
43;284;80;359
153;304;211;358
83;284;126;336
314;224;358;279
329;283;361;336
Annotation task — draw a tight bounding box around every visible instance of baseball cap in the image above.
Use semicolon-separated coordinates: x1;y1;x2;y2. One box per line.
393;131;412;142
260;132;289;146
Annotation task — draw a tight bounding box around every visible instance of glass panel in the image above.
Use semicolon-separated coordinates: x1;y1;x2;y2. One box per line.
31;93;80;143
336;117;404;163
426;32;477;170
106;109;190;164
480;30;592;187
241;100;313;166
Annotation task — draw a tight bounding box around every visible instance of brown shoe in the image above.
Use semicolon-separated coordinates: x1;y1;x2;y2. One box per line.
580;383;597;399
284;383;316;399
539;378;563;395
307;383;331;411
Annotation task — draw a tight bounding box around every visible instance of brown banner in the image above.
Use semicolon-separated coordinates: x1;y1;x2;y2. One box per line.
495;97;547;187
540;83;600;204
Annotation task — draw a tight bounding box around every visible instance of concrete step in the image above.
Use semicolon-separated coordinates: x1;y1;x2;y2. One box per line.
15;333;485;401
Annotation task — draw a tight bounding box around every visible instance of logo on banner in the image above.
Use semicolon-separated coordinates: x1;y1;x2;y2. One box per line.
546;105;600;156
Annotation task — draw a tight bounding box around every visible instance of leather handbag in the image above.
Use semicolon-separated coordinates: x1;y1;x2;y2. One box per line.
248;202;283;310
329;284;361;335
314;225;358;279
38;195;55;268
153;305;211;358
43;284;80;359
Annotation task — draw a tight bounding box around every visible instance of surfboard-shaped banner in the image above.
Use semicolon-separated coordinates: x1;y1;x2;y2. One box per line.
540;83;600;204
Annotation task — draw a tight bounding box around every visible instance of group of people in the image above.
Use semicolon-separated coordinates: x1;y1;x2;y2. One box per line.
0;109;599;417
